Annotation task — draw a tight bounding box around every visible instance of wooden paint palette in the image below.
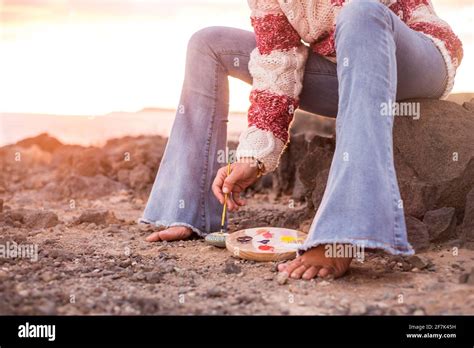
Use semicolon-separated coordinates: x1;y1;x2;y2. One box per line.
225;227;307;262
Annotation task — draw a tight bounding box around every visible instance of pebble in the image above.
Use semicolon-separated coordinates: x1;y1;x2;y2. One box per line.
204;232;227;248
276;272;289;285
144;272;162;284
350;302;367;315
223;260;241;275
407;255;430;270
206;288;224;298
413;309;425;315
459;268;474;285
263;274;274;281
318;280;331;286
119;259;132;268
40;271;56;282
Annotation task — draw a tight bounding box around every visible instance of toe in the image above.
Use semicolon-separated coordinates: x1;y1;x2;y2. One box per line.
290;265;309;279
318;266;334;278
145;231;161;242
158;227;192;241
302;266;320;280
279;258;302;275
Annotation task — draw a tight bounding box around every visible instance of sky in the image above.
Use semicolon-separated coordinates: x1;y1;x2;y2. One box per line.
0;0;472;115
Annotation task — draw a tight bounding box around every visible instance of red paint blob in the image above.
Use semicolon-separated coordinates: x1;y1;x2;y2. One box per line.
258;245;274;251
262;232;273;238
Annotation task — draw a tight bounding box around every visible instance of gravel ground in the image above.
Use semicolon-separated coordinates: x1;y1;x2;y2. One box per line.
1;192;473;315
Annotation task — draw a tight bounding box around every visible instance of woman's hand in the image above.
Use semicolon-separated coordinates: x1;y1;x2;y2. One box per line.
211;159;260;211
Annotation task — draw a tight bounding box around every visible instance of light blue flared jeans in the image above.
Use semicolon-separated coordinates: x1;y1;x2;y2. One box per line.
141;1;448;255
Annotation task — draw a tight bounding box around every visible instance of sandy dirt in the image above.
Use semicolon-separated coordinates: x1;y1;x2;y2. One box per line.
1;191;473;315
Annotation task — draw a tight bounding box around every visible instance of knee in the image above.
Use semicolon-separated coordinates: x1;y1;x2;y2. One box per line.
187;26;222;53
336;1;390;31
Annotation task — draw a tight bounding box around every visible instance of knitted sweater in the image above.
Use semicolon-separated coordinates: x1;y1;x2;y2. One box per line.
235;0;463;173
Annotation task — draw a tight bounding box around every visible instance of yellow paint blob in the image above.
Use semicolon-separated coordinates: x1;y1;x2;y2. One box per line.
280;236;297;243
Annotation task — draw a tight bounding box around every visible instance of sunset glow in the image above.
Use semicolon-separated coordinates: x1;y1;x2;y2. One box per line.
0;0;472;115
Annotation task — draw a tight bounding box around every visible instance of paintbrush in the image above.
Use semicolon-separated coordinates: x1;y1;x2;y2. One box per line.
205;162;231;248
219;161;231;233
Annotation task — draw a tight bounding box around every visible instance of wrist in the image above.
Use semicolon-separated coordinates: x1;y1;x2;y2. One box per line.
237;157;265;177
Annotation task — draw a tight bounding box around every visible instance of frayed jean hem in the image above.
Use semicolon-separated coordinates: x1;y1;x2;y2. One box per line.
138;217;206;237
297;238;415;257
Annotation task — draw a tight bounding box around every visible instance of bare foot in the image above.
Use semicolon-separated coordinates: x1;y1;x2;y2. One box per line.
277;244;352;280
145;226;193;242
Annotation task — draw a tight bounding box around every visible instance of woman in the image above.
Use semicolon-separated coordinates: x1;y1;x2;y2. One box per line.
141;0;463;279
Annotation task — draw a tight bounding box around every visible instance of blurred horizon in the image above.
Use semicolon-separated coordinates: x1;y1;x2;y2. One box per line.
0;0;473;116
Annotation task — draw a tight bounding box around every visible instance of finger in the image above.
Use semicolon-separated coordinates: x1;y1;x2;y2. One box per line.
232;189;246;206
145;231;161;242
227;194;240;212
290;265;310;279
211;169;226;204
302;266;321;280
222;170;238;194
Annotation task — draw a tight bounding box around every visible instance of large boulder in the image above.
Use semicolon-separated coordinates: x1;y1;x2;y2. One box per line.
393;100;474;219
273;99;474;248
462;188;474;249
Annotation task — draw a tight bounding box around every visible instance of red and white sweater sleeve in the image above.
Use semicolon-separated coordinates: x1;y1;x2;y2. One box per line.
236;0;308;173
390;0;463;99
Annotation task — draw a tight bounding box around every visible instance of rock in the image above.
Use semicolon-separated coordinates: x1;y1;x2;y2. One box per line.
285;100;474;224
311;168;330;210
40;271;56;282
223;260;241;275
16;133;63;153
273;133;308;196
413;309;425;316
23;210;59;229
276;272;289;285
263;274;274;281
423;207;457;242
462;188;474;249
393;100;474;217
0;270;8;280
405;216;430;252
206;288;224;298
117;169;131;186
459;268;474;285
462;98;474;112
37;300;57;315
119;259;132;268
459;273;469;284
71;147;112;177
468;268;474;286
0;199;3;213
204;232;227;248
0;209;59;229
406;255;430;270
43;174;125;201
297;140;334;208
144;271;162;284
74;209;121;226
129;164;153;190
349;302;367;315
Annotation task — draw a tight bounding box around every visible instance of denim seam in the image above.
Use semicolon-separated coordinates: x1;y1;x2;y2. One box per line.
383;14;401;252
200;59;219;233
